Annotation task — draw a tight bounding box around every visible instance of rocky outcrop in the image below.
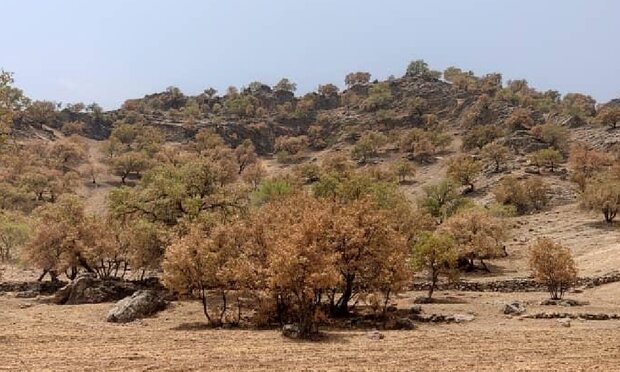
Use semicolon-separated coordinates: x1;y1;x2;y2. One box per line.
53;273;164;305
106;290;168;323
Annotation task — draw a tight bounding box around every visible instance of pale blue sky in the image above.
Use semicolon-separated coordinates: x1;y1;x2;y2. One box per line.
2;0;619;109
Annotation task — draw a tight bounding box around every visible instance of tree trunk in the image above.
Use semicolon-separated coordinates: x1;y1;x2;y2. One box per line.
333;274;355;316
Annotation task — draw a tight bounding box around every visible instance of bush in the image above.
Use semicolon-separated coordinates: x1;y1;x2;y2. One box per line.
351;131;388;162
493;176;550;214
462;125;502;150
418;179;469;224
581;177;620;223
442;209;507;272
529;148;563;172
568;143;611;192
446;155;482;192
529;238;577;300
530;123;569;152
481;143;510;172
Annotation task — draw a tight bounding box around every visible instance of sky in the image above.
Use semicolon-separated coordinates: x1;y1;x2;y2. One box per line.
2;0;619;109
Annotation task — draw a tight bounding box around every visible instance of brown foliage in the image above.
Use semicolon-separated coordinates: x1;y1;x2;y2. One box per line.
529;238;577;299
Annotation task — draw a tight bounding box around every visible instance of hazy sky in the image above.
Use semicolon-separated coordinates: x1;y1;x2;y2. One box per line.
2;0;619;109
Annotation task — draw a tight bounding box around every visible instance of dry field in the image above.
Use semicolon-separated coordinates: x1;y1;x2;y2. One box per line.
1;285;620;371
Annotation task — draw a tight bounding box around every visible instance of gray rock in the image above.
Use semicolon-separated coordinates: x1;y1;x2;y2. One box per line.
106;290;167;323
366;330;385;340
281;324;301;339
15;290;38;298
503;301;526;315
451;313;476;323
54;273;162;305
557;318;571;327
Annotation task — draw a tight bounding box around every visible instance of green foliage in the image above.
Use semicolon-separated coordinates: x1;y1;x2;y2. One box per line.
252;178;295;205
344;71;371;87
581;176;620;223
274;78;297;93
0;211;30;261
446;155;483;191
351;131;388;162
419;179;470;223
462;125;502;150
412;231;458;299
529;148;563;172
493;176;550;214
531;123;569;152
562;93;596;118
362;83;392;111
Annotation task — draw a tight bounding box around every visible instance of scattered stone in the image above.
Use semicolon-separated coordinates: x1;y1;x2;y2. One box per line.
106;290;168;323
523;312;620;320
282;324;301;339
451;313;476;323
15;290;38;298
409;305;422;314
366;330;385;340
19;302;33;309
557;318;571;327
503;301;526;315
410;313;474;324
540;299;589;307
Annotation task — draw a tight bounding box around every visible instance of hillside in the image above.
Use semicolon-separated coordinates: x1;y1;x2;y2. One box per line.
1;61;620;370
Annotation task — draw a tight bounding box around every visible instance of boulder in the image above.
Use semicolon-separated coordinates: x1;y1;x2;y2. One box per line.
106;290;168;323
451;313;476;323
281;324;301;339
557;318;571;327
53;273;162;305
366;330;385;341
503;301;526;315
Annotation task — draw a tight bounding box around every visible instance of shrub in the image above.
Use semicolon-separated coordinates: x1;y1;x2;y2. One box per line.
252;178;295;205
446;155;483;192
493;176;550;214
442;209;507;272
351;131;388;162
568;143;611;191
481;143;510;172
581;177;620;223
418;179;469;224
412;231;458;300
462;125;502;150
529;148;563;172
596;105;620;129
391;159;416;183
361;83;392;111
529;238;577;300
530;123;569;152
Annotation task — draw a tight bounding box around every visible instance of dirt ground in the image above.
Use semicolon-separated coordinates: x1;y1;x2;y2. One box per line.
1;285;620;371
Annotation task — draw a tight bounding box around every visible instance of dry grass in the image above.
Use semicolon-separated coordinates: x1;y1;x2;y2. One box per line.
1;288;620;371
